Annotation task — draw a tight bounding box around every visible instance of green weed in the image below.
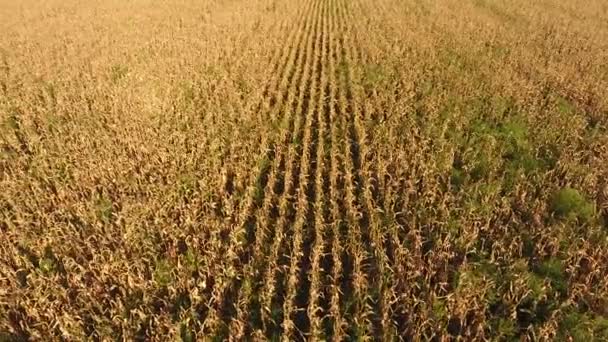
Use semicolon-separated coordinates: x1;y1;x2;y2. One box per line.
551;188;595;223
180;322;195;342
154;258;173;287
110;64;129;83
95;196;113;224
534;258;567;297
178;173;197;197
559;311;608;341
490;318;516;339
253;156;271;205
556;96;576;115
362;63;387;89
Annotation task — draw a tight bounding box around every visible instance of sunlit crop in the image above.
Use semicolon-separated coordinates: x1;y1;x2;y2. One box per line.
1;0;607;340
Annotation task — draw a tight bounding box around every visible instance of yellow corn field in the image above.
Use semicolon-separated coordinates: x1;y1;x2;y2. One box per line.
1;0;608;340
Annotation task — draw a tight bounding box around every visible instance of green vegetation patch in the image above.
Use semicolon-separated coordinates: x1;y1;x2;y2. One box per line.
253;155;271;205
362;63;387;89
110;64;129;83
559;311;608;341
38;247;61;275
533;258;567;297
556;95;576;115
95;196;114;224
1;112;19;133
178;173;198;197
154;258;173;287
550;188;595;223
452;109;557;198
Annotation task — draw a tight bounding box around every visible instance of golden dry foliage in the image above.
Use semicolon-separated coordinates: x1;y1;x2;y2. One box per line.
1;0;607;340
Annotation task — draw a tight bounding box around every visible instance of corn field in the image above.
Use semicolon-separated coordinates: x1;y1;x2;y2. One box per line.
1;0;608;340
